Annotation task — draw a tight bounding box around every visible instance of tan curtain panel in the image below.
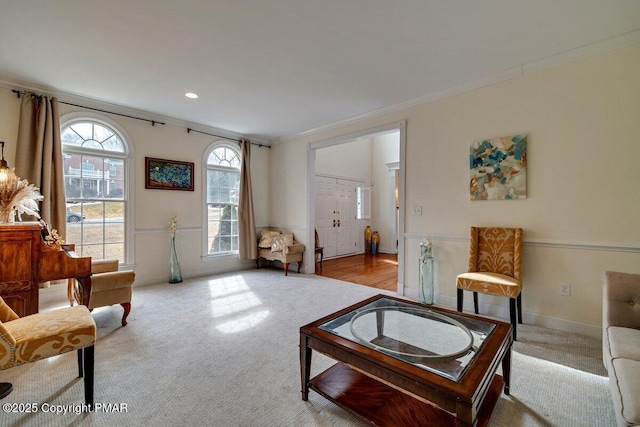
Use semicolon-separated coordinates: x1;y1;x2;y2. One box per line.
15;93;66;239
238;139;257;260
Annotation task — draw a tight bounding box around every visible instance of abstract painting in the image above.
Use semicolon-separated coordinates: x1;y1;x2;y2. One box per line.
470;134;527;200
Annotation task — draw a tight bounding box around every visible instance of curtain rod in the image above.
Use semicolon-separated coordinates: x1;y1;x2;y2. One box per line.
186;128;270;148
10;88;269;147
11;89;166;126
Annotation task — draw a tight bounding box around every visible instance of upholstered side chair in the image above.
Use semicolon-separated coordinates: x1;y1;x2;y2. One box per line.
456;227;523;340
0;296;96;405
70;260;135;326
256;231;305;276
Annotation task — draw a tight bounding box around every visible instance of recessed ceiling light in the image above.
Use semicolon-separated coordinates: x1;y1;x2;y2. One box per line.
185;92;198;99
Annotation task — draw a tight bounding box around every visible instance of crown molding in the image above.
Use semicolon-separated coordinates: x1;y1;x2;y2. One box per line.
522;28;640;75
272;30;640;145
4;27;639;148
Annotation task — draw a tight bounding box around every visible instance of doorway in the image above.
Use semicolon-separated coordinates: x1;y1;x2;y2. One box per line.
305;121;406;295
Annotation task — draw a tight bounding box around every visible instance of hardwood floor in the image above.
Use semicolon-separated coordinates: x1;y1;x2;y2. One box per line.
315;253;398;291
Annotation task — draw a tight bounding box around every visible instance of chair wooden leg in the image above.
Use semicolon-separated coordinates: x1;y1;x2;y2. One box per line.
77;348;84;377
456;288;463;312
83;345;94;407
121;302;131;326
509;298;517;341
0;383;12;399
473;292;479;314
284;262;289;276
517;293;523;324
297;261;302;273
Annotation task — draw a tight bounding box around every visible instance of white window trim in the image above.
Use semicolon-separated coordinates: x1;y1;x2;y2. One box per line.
60;112;135;267
202;140;241;260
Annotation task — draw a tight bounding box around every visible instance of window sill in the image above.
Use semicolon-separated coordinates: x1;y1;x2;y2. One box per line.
202;252;240;263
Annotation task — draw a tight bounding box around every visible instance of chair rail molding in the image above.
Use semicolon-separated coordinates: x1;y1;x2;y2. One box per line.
404;232;640;253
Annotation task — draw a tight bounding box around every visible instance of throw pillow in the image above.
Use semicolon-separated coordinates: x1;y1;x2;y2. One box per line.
271;234;294;252
259;230;281;248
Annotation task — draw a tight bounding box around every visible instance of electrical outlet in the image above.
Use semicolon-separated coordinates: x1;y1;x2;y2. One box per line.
412;206;422;216
560;284;571;296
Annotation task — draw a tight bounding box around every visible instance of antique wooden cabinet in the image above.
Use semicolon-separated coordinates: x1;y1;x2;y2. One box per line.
0;222;92;317
0;223;43;316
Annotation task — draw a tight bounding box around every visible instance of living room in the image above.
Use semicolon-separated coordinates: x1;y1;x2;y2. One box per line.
1;2;639;426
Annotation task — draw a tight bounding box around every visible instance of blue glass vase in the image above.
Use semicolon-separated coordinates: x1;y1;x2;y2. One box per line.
169;236;183;283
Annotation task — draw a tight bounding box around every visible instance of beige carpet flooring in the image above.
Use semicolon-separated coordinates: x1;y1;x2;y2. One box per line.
1;270;615;426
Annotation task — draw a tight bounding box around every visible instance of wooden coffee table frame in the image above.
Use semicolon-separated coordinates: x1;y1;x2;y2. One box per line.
300;295;513;427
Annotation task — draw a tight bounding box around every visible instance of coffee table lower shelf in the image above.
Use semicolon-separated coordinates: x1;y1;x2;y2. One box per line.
309;362;503;427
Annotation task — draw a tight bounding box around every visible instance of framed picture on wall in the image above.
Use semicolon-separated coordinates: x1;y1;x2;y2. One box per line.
469;134;527;200
145;157;195;191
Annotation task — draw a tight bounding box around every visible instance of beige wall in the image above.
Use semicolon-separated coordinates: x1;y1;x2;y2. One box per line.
270;44;640;336
371;132;399;254
315;137;371;181
0;93;270;287
0;90;20;162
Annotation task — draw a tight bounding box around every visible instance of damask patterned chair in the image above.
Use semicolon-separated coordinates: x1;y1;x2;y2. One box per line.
456;227;523;340
0;296;96;405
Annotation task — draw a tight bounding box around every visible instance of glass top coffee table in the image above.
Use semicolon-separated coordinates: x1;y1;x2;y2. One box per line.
300;295;513;427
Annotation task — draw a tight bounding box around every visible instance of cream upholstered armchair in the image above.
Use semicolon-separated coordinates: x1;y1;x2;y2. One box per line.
256;230;305;276
0;296;96;405
456;227;523;340
70;260;135;326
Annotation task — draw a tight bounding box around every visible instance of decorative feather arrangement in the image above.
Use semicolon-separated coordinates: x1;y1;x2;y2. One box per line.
0;176;44;223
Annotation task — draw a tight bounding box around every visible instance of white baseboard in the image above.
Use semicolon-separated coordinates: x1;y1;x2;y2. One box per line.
402;286;601;339
134;259;256;287
377;247;398;255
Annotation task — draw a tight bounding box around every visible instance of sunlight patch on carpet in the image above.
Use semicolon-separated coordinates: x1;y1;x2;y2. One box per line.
207;274;251;297
207;275;268;332
216;310;270;333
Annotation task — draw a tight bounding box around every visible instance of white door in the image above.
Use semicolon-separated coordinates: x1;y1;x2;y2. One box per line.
335;180;357;256
315;176;361;258
315;176;337;258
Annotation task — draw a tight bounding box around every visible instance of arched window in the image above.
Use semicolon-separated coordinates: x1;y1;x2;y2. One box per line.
205;143;240;255
61;118;129;261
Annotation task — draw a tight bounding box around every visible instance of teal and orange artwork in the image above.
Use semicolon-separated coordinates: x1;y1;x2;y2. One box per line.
470;134;526;200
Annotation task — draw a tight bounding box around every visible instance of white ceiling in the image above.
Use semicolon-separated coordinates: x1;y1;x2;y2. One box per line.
1;1;639;143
